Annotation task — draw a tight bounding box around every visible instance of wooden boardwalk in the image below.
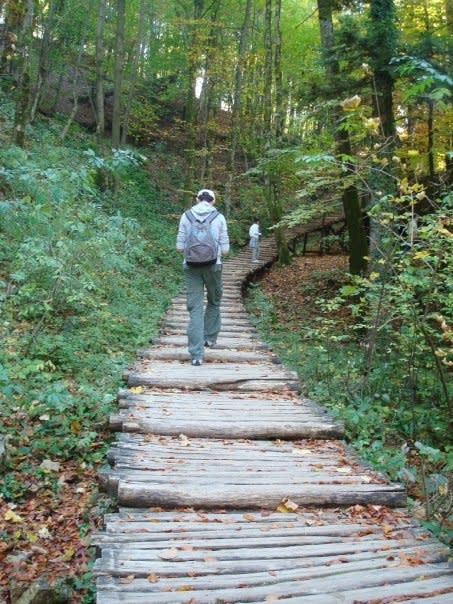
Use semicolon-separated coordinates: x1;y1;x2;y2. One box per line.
94;216;453;603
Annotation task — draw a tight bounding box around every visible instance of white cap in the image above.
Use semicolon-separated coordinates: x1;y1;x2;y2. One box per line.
196;189;215;202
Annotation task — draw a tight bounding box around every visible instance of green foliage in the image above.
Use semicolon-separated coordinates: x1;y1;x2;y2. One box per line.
0;116;182;478
392;56;453;105
246;187;452;542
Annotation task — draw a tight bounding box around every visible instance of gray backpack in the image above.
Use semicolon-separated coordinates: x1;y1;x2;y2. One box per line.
184;210;219;266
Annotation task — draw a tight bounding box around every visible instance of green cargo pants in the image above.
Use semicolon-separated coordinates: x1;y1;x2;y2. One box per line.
184;264;223;360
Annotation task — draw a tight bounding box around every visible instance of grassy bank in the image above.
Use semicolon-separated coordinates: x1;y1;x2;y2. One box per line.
0;95;183;601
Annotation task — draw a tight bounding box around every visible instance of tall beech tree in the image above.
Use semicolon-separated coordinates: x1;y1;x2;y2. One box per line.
13;0;33;147
112;0;126;149
95;0;107;142
225;0;253;217
317;0;368;275
121;0;146;146
369;0;396;142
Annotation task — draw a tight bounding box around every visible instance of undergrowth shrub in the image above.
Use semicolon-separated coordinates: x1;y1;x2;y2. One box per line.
0;123;182;475
246;190;452;544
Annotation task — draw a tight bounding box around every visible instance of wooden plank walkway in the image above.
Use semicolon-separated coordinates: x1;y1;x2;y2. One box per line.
94;215;453;603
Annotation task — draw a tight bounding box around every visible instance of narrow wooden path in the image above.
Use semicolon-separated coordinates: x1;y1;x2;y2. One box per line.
94;216;452;603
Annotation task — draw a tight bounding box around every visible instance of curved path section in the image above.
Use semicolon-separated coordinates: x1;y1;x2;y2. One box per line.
94;218;452;603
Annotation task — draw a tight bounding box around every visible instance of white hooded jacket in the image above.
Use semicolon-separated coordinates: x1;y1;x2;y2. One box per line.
176;201;230;265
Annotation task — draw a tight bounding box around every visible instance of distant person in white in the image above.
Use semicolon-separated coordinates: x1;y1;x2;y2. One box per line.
249;218;261;262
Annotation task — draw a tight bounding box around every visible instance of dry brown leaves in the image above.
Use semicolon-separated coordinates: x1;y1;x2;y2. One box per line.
0;461;105;602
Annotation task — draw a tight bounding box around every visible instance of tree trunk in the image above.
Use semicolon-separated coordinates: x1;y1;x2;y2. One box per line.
369;0;396;143
273;0;284;141
95;0;106;143
121;0;146;146
183;0;204;205
198;0;221;183
225;0;252;218
13;0;34;148
112;0;125;149
317;0;368;275
1;0;24;76
60;31;86;140
30;0;63;121
263;0;272;152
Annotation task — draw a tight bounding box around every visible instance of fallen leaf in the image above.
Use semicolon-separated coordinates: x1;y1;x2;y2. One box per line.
63;547;75;561
40;459;61;472
4;510;24;523
291;448;311;456
129;386;145;394
276;497;299;513
158;548;179;560
147;573;159;583
179;434;190;446
119;575;135;584
243;513;256;521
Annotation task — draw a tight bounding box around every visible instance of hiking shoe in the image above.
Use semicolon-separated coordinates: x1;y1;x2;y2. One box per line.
191;358;203;366
204;340;216;347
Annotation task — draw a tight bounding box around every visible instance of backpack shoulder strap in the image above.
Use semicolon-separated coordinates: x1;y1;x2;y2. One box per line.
206;210;219;224
185;209;219;224
185;210;195;223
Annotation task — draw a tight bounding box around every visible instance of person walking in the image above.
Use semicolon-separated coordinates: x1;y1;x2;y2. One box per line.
249;218;261;262
176;189;230;366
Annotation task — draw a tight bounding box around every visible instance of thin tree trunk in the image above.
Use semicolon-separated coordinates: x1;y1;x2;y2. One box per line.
13;0;34;148
112;0;125;149
369;0;396;143
317;0;368;275
30;0;62;121
60;37;85;140
183;0;204;204
51;70;65;113
273;0;284;141
263;0;272;152
95;0;106;143
225;0;253;217
121;0;146;146
198;0;221;183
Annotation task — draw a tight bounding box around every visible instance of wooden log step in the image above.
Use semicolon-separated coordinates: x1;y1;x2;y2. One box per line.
100;435;405;508
109;417;342;439
110;389;342;438
94;538;447;565
136;347;276;364
125;361;299;391
115;390;333;416
168;305;249;316
105;478;406;510
149;335;264;350
165;310;251;321
96;574;453;604
160;325;254;336
162;317;254;328
94;509;451;604
110;434;358;457
172;293;244;303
